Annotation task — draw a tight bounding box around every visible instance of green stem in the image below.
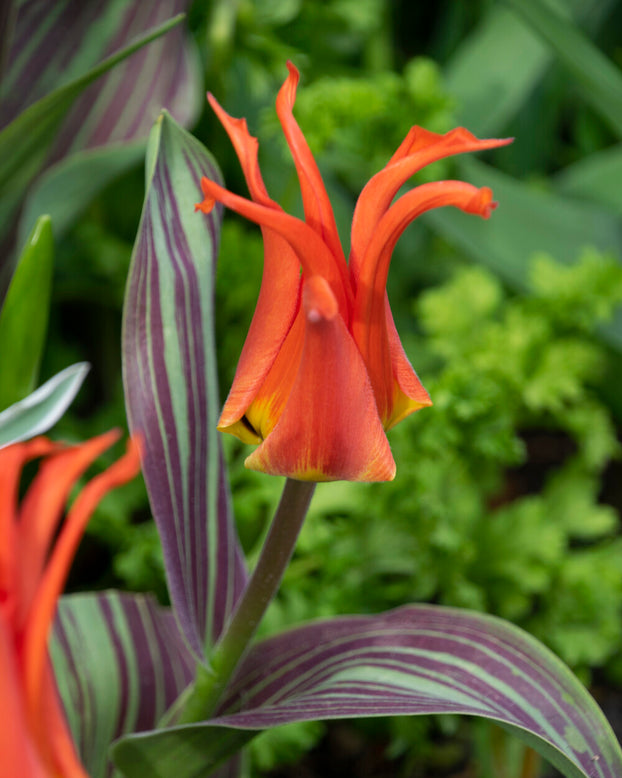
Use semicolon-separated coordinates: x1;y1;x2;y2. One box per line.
180;477;316;723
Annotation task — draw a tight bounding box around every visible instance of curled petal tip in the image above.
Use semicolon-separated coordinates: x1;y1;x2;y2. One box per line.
464;186;496;218
195;199;215;214
196;178;217;214
285;60;300;80
304;276;338;323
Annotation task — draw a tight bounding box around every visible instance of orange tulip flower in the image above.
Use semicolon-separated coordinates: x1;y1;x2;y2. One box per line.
0;431;141;778
197;62;511;482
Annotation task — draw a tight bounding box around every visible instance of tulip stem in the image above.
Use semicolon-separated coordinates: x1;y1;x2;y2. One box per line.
179;477;316;723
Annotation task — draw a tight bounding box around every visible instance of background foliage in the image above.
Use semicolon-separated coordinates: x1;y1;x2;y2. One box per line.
17;1;622;775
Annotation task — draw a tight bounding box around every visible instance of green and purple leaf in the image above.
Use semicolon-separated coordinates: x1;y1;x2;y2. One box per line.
122;111;247;660
113;605;622;778
0;0;200;146
17;140;146;249
0;0;200;296
51;591;195;778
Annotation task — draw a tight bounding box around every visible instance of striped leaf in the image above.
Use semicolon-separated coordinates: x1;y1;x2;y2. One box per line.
0;362;89;448
122;111;247;660
112;605;622;778
0;13;184;227
0;1;196;295
51;591;195;778
0;0;200;147
0;215;53;410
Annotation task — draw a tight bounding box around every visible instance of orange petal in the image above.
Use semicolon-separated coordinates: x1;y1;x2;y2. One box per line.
218;229;302;440
199;176;351;316
353;181;495;422
276;63;348;274
245;276;395;482
22;437;142;727
350;127;511;282
236;304;306;441
204;95;303;435
16;430;122;626
0;612;48;778
0;438;55;630
207;93;273;207
385;300;432;431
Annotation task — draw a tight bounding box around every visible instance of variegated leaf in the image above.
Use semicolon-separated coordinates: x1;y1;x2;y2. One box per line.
122;111;247;660
0;1;196;296
0;0;200;148
113;605;622;778
51;591;195;778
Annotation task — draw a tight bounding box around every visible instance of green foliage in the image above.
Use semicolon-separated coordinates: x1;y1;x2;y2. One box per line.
247;251;622;685
221;247;622;774
249;721;325;775
214;222;265;394
0;216;53;410
10;2;622;774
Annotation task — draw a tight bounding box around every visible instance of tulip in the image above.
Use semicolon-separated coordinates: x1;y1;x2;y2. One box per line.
0;431;141;777
197;62;510;482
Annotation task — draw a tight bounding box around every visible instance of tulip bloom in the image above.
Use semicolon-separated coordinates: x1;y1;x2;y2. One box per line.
0;431;141;778
197;62;510;482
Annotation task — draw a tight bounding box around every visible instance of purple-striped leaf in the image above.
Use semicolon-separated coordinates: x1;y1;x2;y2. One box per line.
51;591;195;778
0;0;200;296
122;111;247;660
0;0;200;145
113;605;622;778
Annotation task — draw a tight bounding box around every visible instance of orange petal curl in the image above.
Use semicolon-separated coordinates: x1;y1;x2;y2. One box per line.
353;182;494;425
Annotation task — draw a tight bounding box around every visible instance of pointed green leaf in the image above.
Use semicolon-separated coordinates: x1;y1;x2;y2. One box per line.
52;592;195;778
113;605;622;778
0;362;89;448
504;0;622;139
0;215;53;409
122;112;247;660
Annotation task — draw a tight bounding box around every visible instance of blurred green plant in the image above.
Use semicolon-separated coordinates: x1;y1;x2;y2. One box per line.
213;247;622;775
266;58;454;190
12;2;622;774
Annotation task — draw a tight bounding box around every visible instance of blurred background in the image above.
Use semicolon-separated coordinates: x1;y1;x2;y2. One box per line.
6;1;622;775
